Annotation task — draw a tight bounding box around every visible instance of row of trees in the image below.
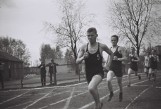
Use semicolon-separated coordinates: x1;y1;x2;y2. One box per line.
40;44;75;64
40;44;63;62
108;0;161;56
0;36;30;66
42;0;161;74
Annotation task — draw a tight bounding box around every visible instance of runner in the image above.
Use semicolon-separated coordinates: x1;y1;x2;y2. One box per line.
144;52;150;77
107;35;127;102
149;49;159;81
127;47;141;87
76;27;113;109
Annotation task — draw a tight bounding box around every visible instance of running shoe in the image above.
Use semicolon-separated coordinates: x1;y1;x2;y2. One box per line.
108;92;113;102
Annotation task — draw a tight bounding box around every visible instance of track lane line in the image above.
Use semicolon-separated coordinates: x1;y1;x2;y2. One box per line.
124;87;150;109
0;90;31;105
38;76;143;109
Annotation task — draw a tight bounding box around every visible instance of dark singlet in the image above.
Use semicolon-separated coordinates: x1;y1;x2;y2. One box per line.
85;43;104;83
129;54;138;71
109;46;123;77
149;55;158;69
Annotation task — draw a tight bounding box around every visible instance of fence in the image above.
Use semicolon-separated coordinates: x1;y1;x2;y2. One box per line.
0;61;156;90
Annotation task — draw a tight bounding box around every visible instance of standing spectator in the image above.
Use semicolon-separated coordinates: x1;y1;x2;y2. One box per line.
38;61;46;86
0;61;4;89
46;59;58;85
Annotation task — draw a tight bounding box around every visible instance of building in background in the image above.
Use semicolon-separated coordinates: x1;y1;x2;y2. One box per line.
0;51;23;80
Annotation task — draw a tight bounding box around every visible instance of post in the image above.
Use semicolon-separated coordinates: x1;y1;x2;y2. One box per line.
54;64;57;85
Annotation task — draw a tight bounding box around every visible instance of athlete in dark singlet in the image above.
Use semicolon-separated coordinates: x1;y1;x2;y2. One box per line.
76;27;113;109
149;49;159;81
85;43;104;83
127;47;140;87
107;35;127;102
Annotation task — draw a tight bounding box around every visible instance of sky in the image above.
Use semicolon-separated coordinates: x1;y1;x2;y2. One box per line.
0;0;116;65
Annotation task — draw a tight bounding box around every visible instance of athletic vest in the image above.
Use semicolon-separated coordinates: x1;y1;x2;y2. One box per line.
85;43;103;73
149;55;158;69
129;54;138;68
110;46;122;69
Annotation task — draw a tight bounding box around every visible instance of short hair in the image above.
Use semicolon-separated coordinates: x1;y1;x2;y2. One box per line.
111;35;119;41
87;27;97;34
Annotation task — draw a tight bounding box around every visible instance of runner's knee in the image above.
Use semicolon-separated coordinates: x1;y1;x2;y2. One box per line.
107;71;114;82
88;83;96;93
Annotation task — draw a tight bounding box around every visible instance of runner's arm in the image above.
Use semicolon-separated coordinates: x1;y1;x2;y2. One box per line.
132;54;140;62
76;46;85;64
118;47;127;61
102;44;114;68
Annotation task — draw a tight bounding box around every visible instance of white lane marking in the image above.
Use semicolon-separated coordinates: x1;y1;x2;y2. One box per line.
132;85;150;87
79;76;161;109
23;89;54;109
156;87;161;89
0;90;31;105
125;87;150;109
63;87;75;109
6;101;33;109
79;79;151;109
38;77;141;109
46;90;72;98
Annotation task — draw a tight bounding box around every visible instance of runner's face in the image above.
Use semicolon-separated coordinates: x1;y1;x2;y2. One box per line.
111;37;118;46
87;32;97;43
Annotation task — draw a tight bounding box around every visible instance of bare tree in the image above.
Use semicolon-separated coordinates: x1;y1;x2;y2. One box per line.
44;0;92;61
44;0;93;74
108;0;161;56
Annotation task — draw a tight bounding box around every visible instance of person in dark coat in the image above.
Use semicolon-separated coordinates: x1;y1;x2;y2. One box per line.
46;59;58;85
38;61;46;86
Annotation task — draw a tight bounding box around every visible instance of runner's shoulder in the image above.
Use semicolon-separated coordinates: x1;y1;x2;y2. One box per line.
99;43;109;49
79;44;87;51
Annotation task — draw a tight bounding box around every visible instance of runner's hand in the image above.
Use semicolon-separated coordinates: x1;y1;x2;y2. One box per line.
83;52;89;59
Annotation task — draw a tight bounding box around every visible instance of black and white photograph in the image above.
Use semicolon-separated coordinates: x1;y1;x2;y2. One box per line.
0;0;161;109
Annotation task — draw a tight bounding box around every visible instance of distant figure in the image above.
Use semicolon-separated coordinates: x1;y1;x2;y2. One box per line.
38;61;46;86
0;61;4;89
144;52;150;77
149;49;159;81
46;59;58;85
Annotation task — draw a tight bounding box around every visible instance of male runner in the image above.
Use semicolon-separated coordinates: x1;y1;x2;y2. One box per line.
127;47;141;87
107;35;127;102
76;27;113;109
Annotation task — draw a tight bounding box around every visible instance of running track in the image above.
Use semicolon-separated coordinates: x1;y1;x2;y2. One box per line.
0;72;161;109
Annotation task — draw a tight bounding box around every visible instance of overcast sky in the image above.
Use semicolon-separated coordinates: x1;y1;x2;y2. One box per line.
0;0;116;65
